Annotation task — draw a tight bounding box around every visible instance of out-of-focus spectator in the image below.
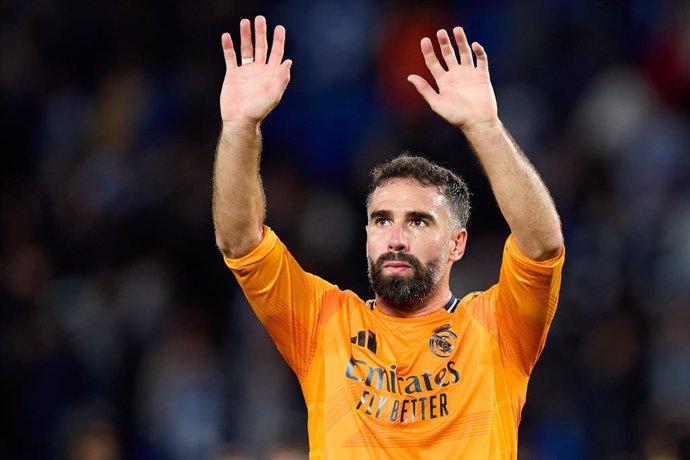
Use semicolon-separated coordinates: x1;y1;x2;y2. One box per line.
60;409;121;460
266;443;309;460
209;443;254;460
137;307;226;460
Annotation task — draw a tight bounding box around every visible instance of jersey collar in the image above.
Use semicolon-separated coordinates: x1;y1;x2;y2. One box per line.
370;294;459;313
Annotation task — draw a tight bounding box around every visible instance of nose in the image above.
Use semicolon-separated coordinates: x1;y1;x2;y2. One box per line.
388;224;409;252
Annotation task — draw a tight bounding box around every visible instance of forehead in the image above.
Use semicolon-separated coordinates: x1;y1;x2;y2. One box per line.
368;179;447;213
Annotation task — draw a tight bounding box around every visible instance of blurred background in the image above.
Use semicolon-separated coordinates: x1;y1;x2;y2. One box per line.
1;0;689;459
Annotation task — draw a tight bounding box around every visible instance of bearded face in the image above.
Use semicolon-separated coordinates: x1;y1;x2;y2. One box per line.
365;179;467;314
367;250;445;312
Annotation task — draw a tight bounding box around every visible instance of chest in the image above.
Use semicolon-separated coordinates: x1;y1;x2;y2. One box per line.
319;307;498;426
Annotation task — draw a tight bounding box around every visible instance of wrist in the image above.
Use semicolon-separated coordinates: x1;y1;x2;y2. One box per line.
460;118;503;140
222;117;262;135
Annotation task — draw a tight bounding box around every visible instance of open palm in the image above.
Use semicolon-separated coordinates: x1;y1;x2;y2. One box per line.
408;27;498;130
220;16;292;123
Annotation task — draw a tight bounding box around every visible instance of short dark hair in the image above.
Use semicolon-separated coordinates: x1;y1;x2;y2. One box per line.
366;153;471;229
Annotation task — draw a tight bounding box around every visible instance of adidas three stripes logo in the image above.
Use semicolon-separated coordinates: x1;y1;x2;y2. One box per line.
350;330;377;354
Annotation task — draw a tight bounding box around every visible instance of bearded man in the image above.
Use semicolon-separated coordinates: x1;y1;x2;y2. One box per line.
213;15;564;459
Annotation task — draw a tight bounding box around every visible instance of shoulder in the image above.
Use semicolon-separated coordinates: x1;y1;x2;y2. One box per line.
459;290;486;304
321;288;366;305
223;225;281;272
319;287;369;312
315;288;370;326
503;234;565;274
458;287;499;308
456;286;499;335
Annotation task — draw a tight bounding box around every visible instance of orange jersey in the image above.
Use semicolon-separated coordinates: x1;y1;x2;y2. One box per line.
225;226;564;459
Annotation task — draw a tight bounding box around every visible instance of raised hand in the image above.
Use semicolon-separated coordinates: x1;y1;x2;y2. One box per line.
408;27;498;131
220;16;292;124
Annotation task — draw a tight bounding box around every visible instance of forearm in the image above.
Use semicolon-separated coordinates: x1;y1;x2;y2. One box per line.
463;120;563;260
406;26;563;259
213;119;266;258
213;16;291;258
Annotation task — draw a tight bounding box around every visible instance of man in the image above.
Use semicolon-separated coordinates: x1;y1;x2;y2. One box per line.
213;15;564;459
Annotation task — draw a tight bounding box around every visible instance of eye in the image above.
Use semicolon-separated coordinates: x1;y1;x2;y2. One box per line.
374;218;391;227
410;219;427;227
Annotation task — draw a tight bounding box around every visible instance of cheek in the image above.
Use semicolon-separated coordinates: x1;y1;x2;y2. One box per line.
366;230;390;260
419;235;450;261
365;234;379;260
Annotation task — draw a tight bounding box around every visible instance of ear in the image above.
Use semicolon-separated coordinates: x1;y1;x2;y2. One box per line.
448;228;467;262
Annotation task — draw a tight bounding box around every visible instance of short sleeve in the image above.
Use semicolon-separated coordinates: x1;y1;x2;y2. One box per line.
494;235;565;376
224;226;336;381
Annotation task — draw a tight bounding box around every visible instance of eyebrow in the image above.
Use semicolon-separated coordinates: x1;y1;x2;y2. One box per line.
407;211;436;223
369;209;437;223
369;210;391;221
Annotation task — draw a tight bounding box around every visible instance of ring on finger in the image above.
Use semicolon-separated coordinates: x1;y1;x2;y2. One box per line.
241;57;255;64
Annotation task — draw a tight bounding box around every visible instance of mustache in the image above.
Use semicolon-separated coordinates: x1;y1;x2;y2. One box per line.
374;252;423;269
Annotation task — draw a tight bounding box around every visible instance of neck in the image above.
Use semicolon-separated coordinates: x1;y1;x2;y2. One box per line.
375;286;453;318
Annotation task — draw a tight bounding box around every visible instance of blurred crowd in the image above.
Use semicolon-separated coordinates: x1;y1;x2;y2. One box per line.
1;1;689;459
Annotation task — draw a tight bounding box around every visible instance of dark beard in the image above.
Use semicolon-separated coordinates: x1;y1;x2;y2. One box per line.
368;251;443;312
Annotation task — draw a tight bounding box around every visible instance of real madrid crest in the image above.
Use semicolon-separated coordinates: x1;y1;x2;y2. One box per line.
429;324;457;358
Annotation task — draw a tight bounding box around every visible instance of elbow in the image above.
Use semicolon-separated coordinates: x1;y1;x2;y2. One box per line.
215;231;233;258
215;226;263;259
516;229;563;261
535;231;564;261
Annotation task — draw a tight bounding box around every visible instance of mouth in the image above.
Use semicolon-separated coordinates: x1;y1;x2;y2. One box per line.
382;262;412;274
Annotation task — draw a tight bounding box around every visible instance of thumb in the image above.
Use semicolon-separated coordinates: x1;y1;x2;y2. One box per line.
271;59;292;95
407;75;438;105
278;59;292;83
